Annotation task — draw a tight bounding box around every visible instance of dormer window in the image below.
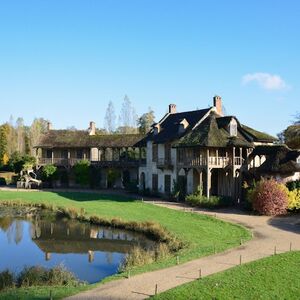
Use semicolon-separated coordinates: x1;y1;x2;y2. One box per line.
153;123;160;135
178;118;189;134
229;118;238;137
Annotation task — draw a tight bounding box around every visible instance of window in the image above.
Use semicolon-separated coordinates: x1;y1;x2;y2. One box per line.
46;149;52;159
152;144;158;162
61;150;68;159
165;144;171;163
229;119;238;137
164;175;171;195
152;174;158;193
76;149;83;159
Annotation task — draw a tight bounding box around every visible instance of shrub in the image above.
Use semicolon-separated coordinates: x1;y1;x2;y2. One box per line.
287;189;300;211
17;265;79;287
42;164;57;182
286;180;300;191
0;270;14;290
186;193;233;209
252;179;288;216
17;266;48;287
73;160;91;186
0;177;6;186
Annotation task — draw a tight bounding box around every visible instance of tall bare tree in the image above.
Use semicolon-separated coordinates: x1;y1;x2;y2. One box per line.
118;95;137;134
104;101;116;133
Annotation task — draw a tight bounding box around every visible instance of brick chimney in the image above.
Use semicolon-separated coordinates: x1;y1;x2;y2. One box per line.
213;96;223;116
47;122;53;131
89;121;96;135
169;104;177;114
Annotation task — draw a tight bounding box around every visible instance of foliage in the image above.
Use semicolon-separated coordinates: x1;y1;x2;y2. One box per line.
0;270;14;290
287;189;300;211
73;160;91;186
172;177;186;201
8;152;36;173
286;180;300;191
251;179;288;216
186;192;233;209
42;164;57;181
138;107;155;134
107;168;121;187
153;251;300;300
0;124;9;167
0;178;7;186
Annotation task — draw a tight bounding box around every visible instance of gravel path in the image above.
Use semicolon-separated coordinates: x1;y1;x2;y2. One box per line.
65;202;300;300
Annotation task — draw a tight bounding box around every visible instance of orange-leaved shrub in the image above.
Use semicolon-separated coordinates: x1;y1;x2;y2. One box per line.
252;179;288;216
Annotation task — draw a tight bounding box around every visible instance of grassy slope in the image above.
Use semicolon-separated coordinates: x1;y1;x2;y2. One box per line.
0;191;250;299
153;251;300;300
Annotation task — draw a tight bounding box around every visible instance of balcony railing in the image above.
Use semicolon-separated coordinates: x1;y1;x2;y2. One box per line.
37;157;144;167
178;156;244;168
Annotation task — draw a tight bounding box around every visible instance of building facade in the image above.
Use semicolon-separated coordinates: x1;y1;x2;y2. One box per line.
35;96;300;199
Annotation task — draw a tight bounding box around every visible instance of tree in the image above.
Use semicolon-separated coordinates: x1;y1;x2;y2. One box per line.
278;113;300;149
104;101;116;133
29;118;49;155
138;107;155;134
16;117;25;154
118;95;138;134
0;124;9;167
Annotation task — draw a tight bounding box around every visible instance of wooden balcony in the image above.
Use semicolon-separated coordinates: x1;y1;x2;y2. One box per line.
178;156;244;168
37;157;144;168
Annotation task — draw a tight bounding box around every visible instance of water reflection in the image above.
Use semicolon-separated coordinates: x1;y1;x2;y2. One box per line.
0;208;152;283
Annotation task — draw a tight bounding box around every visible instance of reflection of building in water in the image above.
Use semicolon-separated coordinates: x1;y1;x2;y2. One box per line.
30;219;151;263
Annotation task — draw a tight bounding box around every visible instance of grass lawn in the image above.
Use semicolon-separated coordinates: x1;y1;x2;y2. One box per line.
0;190;251;299
153;251;300;300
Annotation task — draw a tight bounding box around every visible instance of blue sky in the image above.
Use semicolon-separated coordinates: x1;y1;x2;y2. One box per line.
0;0;299;135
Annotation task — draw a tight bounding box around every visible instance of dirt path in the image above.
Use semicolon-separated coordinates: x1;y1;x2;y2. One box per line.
66;202;300;300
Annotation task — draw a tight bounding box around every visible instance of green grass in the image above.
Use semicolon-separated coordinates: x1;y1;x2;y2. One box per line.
153;251;300;300
0;190;251;299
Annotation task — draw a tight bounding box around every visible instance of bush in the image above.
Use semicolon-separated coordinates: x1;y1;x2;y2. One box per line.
287;189;300;211
286;180;300;191
42;164;57;182
17;265;79;287
0;177;7;186
251;179;288;216
186;193;233;209
0;270;14;290
73;160;91;186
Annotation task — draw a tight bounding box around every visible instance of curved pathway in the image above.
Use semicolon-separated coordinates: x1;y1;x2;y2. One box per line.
66;202;300;300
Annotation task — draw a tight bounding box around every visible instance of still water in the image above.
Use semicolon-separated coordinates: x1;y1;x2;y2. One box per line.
0;206;152;283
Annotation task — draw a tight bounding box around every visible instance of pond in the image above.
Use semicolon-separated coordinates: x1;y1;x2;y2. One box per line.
0;206;154;283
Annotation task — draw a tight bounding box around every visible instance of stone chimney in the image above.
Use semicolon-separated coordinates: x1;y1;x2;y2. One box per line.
89;121;96;135
169;104;177;114
213;96;223;116
47;122;53;131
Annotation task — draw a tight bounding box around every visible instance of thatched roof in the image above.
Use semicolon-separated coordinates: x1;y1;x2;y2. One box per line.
250;145;300;175
34;130;146;148
175;113;255;148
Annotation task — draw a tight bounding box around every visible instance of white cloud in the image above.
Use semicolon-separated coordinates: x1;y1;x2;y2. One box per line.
242;72;288;90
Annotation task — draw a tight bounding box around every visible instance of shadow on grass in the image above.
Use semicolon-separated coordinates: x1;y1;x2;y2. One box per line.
44;189;137;203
